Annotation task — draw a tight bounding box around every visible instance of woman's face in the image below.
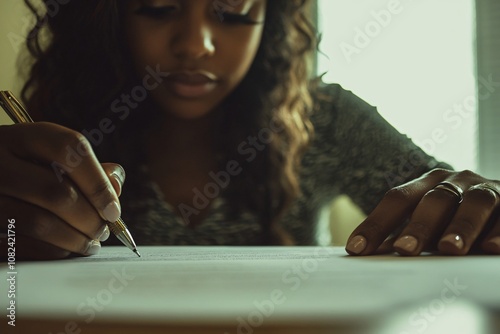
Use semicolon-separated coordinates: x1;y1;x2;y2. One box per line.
124;0;266;120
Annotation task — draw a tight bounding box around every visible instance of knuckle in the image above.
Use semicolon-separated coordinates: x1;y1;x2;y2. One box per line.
385;187;412;202
70;132;92;153
458;169;477;179
89;180;115;206
55;130;92;158
44;179;79;208
68;133;91;155
427;168;450;178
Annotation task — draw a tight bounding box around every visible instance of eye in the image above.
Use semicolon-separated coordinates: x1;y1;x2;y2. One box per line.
219;12;260;25
135;5;177;19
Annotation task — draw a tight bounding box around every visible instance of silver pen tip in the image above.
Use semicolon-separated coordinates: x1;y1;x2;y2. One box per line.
133;249;141;257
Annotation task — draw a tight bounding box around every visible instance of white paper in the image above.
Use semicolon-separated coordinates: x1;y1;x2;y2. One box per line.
1;246;499;332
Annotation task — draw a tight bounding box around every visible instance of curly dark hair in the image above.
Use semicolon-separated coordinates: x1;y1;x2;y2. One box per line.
21;0;319;245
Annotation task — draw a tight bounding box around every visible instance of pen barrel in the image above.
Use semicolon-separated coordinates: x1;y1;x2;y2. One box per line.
107;217;138;251
0;91;34;123
107;217;129;235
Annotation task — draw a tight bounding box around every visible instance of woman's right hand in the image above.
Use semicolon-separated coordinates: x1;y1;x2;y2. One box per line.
0;122;125;260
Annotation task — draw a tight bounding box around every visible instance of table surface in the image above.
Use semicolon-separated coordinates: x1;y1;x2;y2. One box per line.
1;246;499;334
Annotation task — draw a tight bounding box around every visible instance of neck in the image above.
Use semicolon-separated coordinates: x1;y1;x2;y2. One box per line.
145;111;219;168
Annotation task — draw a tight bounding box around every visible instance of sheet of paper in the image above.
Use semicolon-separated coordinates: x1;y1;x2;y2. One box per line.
1;246;499;331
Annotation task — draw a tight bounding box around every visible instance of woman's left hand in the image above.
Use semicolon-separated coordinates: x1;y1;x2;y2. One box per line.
345;168;500;256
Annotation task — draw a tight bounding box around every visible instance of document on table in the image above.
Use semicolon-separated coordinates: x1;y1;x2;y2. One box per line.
1;246;499;333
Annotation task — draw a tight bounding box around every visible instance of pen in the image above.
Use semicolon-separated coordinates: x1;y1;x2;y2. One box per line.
0;90;141;257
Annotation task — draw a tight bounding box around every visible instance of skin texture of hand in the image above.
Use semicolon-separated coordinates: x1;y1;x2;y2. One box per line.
346;169;500;256
0;122;125;260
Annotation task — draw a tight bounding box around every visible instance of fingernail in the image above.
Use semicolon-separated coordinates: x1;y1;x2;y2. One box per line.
97;225;110;242
116;165;126;182
394;235;418;254
111;172;123;196
346;235;366;254
440;234;464;250
85;240;101;256
102;201;121;222
483;236;500;254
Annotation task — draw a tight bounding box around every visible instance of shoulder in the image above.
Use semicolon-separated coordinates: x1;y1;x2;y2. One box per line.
308;81;379;136
310;81;378;117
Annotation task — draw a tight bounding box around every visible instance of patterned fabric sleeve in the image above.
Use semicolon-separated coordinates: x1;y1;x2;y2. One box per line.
310;83;453;215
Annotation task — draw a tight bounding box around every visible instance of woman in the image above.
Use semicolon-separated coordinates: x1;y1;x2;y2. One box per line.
0;0;498;259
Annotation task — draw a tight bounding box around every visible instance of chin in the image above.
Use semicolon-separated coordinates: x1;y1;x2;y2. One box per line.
159;100;220;121
150;84;228;121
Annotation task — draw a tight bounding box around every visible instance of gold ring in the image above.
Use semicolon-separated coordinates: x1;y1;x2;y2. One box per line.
467;183;500;199
433;181;464;203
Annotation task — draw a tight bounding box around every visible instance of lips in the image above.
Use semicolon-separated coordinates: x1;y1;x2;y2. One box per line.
167;73;215;85
167;70;218;83
165;71;218;99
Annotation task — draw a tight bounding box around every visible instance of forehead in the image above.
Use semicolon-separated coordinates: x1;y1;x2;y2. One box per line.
123;0;268;19
130;0;265;9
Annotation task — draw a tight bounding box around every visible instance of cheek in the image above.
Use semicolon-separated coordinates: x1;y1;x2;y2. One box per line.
216;28;264;82
125;24;166;70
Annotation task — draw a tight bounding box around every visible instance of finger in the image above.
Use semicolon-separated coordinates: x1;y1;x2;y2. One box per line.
393;187;460;256
101;163;126;197
373;235;398;255
0;234;72;261
0;122;121;222
346;169;447;255
0;156;105;239
0;196;102;256
438;184;500;255
481;211;500;254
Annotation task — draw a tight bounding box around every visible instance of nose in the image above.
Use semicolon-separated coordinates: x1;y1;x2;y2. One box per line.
171;16;216;60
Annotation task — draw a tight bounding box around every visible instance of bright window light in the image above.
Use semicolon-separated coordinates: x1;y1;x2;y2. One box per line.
317;0;477;171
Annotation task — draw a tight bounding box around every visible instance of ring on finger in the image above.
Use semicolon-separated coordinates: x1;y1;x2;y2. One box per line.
433;181;464;203
467;183;500;200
